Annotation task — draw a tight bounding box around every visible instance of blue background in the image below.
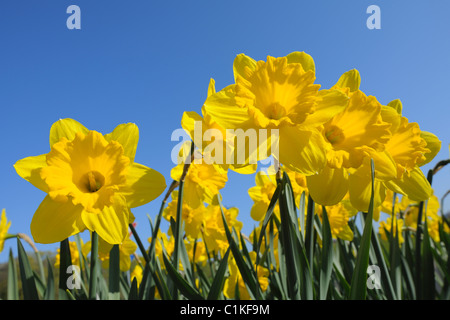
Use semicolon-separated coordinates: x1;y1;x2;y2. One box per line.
1;0;449;260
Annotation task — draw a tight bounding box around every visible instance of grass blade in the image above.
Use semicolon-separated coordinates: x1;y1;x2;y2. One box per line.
44;257;55;300
207;247;231;300
7;248;19;300
17;237;39;300
348;159;375;300
88;231;99;300
320;206;333;300
108;244;121;300
162;252;204;300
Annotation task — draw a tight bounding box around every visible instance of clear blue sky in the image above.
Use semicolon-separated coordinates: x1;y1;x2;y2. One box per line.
1;0;450;261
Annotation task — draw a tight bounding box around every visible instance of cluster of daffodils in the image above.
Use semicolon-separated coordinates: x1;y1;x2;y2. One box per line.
5;51;448;300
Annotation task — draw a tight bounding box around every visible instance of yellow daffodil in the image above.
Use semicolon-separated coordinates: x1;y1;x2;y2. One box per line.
203;52;348;175
379;216;405;245
223;252;269;300
130;264;143;288
400;192;448;242
170;159;227;209
163;190;206;240
0;209;12;253
317;200;356;241
202;197;242;255
307;70;394;208
181;79;257;174
14;119;166;245
248;170;279;222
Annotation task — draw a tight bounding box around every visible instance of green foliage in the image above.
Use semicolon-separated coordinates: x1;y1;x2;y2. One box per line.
1;160;450;301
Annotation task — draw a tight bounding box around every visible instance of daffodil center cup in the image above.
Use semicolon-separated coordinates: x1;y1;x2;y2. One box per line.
80;171;105;193
325;125;345;145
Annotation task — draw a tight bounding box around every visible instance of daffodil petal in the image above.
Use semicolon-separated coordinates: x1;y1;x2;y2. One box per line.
384;166;431;202
365;151;397;181
203;87;253;130
250;201;269;221
307;166;349;206
30;196;85;244
301;89;349;128
333;69;361;92
104;123;139;163
82;195;129;245
230;163;258;175
122;162;167;208
207;78;216;97
286;51;315;73
181;111;203;147
419;131;441;166
349;174;386;213
13;154;48;192
277;126;327;176
49;118;89;147
233;53;257;81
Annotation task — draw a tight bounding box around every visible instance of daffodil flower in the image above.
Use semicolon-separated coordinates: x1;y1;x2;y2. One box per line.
203;52;349;175
181;78;257;174
0;209;11;253
14;119;166;245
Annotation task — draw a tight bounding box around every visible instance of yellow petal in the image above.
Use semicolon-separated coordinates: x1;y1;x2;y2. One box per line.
277;126;327;176
207;78;216;97
419;131;441;166
250;201;269;221
286;51;315;73
181;111;204;148
233;53;257;81
121;162;167;208
333;69;361;92
81;195;129;245
307;166;349;206
364;151;397;181
230;163;258;175
49;118;89;147
301;89;349;128
349;173;386;213
384;166;431;202
13;154;49;192
30;196;85;244
203;86;253;130
104;123;139;163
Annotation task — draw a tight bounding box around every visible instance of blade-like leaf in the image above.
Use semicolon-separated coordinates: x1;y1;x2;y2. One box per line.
349;159;375;300
108;244;121;300
320;206;333;300
207;247;231;300
17;237;39;300
7;248;19;300
44;257;55;300
162;252;204;300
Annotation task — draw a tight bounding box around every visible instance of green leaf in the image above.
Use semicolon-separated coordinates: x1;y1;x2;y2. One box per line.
255;182;281;264
58;238;73;298
207;247;231;300
44;258;55;300
17;237;39;300
108;244;121;300
320;206;333;300
128;278;139;300
88;231;99;300
349;159;375;300
7;248;19;300
218;193;261;300
422;218;435;300
162;252;204;300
